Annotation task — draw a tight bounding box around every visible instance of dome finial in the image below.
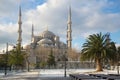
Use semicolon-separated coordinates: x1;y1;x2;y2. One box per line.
31;23;34;42
46;25;48;31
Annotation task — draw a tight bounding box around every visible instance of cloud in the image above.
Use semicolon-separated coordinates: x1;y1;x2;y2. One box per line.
73;43;81;51
0;0;120;51
81;32;97;38
115;43;120;48
0;0;19;22
0;23;17;42
73;0;120;32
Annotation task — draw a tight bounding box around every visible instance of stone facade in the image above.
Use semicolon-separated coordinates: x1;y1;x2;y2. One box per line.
25;29;67;69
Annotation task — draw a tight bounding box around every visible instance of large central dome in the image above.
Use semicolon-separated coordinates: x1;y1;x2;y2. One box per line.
38;38;53;45
40;30;55;38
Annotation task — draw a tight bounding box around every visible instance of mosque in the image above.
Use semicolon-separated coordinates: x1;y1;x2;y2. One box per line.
31;27;67;49
13;5;93;69
22;6;72;68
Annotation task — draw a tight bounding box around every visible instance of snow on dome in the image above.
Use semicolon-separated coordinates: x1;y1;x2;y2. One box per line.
37;38;53;45
24;44;30;49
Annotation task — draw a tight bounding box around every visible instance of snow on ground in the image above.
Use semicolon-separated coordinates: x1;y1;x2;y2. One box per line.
0;70;39;79
39;69;118;77
0;69;119;79
39;69;95;77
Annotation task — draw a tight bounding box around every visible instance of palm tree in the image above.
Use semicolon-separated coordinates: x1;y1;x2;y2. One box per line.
108;42;120;74
106;42;117;70
80;32;112;71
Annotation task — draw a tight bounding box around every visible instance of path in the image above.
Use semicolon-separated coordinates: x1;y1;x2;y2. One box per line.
39;77;70;80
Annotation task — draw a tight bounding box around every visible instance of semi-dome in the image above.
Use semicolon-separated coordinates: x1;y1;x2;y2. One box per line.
40;30;55;38
24;44;30;49
37;38;53;45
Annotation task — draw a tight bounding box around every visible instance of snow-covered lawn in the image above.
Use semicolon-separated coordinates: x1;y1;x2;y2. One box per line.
39;69;94;77
0;69;119;78
0;70;39;79
39;69;118;77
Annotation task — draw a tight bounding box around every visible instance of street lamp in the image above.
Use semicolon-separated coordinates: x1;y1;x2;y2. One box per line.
63;51;67;77
25;51;30;72
4;43;15;76
4;43;8;76
117;50;119;75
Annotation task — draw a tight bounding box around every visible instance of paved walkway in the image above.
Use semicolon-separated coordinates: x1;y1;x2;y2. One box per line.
40;77;70;80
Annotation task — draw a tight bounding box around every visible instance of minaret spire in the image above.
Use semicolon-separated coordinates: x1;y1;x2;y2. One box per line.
67;5;72;49
31;24;34;42
17;5;22;48
45;25;48;31
68;5;71;23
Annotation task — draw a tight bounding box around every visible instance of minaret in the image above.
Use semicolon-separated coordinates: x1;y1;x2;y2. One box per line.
31;24;34;42
67;5;72;49
17;6;22;48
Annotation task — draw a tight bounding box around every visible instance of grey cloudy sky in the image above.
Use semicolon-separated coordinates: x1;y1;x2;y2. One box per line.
0;0;120;52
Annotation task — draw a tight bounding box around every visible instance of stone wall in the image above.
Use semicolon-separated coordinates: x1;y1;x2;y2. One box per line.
56;61;95;69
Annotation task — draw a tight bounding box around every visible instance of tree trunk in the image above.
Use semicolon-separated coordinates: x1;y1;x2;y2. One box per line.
96;59;103;71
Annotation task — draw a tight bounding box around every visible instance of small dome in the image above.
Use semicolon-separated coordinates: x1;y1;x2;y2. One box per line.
41;44;49;47
60;42;67;48
54;36;59;41
38;38;53;45
24;45;30;49
40;30;55;38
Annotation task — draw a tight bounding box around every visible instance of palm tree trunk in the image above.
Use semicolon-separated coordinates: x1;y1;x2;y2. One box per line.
96;59;103;71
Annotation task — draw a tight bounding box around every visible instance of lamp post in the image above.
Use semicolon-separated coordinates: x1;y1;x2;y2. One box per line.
63;51;67;77
25;51;30;72
4;43;15;76
64;56;66;77
117;51;119;75
4;43;8;76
